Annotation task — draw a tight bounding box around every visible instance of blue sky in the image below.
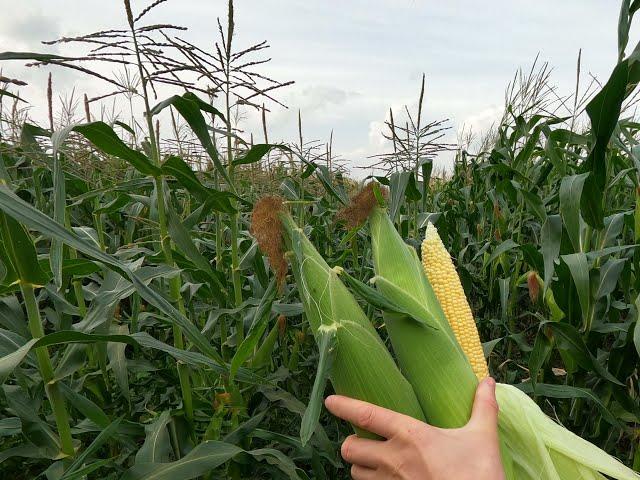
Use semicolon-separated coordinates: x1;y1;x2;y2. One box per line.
0;1;631;176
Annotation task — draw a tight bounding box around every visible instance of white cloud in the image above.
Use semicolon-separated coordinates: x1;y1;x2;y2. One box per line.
279;85;360;119
368;120;388;148
459;105;504;138
0;10;60;49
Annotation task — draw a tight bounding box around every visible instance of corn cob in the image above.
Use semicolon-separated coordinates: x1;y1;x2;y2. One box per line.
369;206;478;428
251;197;426;439
366;203;638;480
421;223;489;379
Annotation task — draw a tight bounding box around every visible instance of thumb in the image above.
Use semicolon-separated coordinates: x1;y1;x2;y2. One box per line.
468;377;499;433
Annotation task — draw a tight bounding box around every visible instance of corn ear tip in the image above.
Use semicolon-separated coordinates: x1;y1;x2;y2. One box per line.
332;266;344;275
423;222;439;243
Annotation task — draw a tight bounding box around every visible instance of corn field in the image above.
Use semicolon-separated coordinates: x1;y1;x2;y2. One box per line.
1;1;640;479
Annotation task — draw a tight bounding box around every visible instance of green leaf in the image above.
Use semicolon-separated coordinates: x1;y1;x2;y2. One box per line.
388;171;410;222
280;178;299;200
486;240;519;266
49;143;67;288
151;92;226;123
582;46;640;227
541;215;562;293
238;240;258;270
546;322;622;386
528;330;551;389
520;189;547;222
21;122;50;152
114;120;136;136
498;277;510;323
161;156;236;212
581;175;605;230
586;244;638;262
0;298;28;337
59;460;112;480
131;333;259;384
0;184;223;363
405;172;422;201
416;212;441;229
222;410;267;445
49;124;89;289
72;122;161;176
166;205;227;303
244;448;302;479
121;441;243;480
595;257;626;299
0;88;24;102
0;330;261;385
107;325;130;402
230;278;277;381
600;213;626;248
559;173;588;252
300;326;336;447
0;417;21;438
561;253;591;330
0;154;12;184
150;94;231;188
0;338;37;383
3;385;61;458
0;237;18;287
586;58;640;186
314;164;346;205
421;158;433;200
634;295;640;359
232;144;294;166
482;338;503;359
619;0;635;59
0;212;48;286
339;268;431;323
58;383;110;428
520;244;544;273
135;411;173;464
94;194;132;214
0;444;49;464
61;417;122;479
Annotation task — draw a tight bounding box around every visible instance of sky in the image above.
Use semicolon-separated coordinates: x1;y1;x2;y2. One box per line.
0;1;632;177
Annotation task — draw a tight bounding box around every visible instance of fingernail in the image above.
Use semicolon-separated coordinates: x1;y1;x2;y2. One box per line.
484;377;496;389
325;395;336;408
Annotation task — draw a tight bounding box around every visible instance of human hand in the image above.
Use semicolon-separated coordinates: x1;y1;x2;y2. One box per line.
325;377;505;480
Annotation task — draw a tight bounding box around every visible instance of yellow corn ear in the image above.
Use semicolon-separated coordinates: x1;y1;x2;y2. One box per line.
369;208;478;428
369;208;640;480
422;223;489;379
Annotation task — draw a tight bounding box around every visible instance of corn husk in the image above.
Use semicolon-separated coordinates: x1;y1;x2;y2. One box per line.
279;212;426;437
369;207;478;427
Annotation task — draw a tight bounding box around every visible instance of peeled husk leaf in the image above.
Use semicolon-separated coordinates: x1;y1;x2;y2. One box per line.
497;384;637;480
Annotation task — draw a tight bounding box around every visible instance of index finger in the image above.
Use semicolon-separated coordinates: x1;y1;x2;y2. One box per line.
325;395;417;439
